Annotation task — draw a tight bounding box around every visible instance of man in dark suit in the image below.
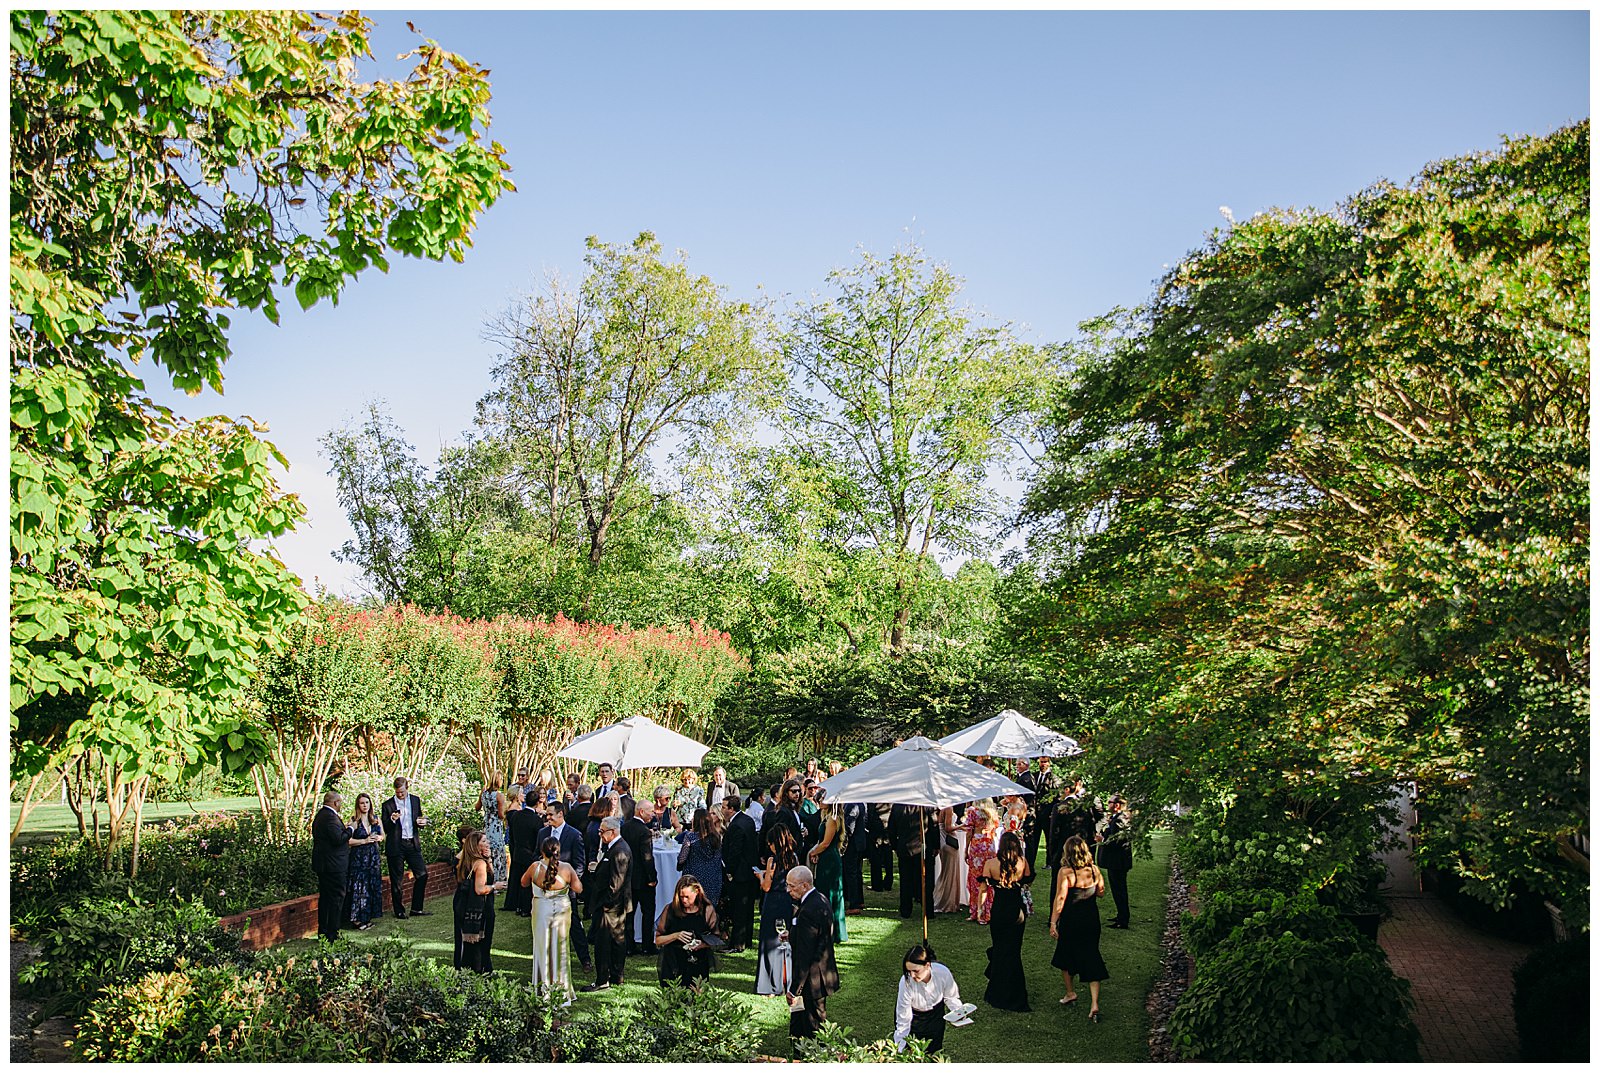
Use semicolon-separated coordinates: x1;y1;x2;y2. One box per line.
567;784;593;832
311;791;353;943
720;795;760;952
1019;755;1062;870
381;776;432;920
1098;795;1134;928
1048;778;1102;923
581;816;632;991
504;787;541;916
535;799;590;965
841;801;868;913
784;865;840;1046
563;771;582;807
890;803;939;918
594;762;617;801
621;799;659;954
615;775;637;820
867;801;895;892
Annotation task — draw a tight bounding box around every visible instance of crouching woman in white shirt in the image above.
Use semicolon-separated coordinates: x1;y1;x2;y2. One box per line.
894;942;966;1054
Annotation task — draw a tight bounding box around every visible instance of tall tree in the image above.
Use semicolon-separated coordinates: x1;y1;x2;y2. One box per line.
781;244;1052;648
9;10;514;852
479;233;778;592
1021;123;1589;920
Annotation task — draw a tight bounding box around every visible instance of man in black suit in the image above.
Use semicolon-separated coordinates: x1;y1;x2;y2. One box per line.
841;800;868;913
581;816;632;991
621;799;659;954
1018;756;1062;869
867;801;895;892
381;776;432;920
890;803;939;918
1098;795;1134;928
615;775;637;820
720;795;760;952
536;799;591;964
784;865;840;1046
567;784;593;832
311;791;353;943
504;787;541;916
563;771;582;807
594;762;617;801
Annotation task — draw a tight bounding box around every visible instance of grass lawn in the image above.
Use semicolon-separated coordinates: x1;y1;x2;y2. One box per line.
300;830;1173;1061
9;795;261;847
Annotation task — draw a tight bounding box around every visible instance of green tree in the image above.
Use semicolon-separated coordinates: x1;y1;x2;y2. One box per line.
9;10;514;853
781;243;1053;649
1021;123;1588;919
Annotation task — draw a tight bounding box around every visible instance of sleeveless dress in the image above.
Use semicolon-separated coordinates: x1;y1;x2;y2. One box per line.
528;865;575;1005
680;833;725;907
755;864;795;995
346;819;384;926
1052;876;1110;981
481;790;509;884
983;864;1033;1011
964;811;998;923
934;807;964;914
656;904;717;987
813;833;848;942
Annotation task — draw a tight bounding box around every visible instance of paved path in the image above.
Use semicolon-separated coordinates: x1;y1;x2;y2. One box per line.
1379;893;1532;1062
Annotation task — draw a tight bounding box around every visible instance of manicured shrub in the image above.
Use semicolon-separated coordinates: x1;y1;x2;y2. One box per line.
793;1022;944;1063
1168;931;1420;1061
1512;938;1589;1061
1184;888;1360;959
635;982;762;1061
19;892;243;1016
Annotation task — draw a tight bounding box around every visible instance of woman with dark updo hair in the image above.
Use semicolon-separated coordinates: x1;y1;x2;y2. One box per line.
980;830;1034;1011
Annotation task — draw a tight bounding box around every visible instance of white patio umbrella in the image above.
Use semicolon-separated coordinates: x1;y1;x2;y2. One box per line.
555;714;710;771
938;708;1082;760
818;735;1033;938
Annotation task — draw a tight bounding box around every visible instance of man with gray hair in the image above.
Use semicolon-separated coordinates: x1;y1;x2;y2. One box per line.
311;790;354;943
785;863;840;1045
582;815;633;991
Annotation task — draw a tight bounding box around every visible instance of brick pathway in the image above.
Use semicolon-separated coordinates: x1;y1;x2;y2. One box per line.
1379;894;1532;1062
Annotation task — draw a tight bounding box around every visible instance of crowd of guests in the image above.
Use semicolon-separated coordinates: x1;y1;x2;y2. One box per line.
310;755;1134;1052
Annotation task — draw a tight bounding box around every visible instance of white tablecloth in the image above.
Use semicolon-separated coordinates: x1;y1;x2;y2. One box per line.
634;838;683;942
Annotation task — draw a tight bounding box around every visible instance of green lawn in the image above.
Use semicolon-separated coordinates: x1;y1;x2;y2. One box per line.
302;831;1173;1061
9;795;260;847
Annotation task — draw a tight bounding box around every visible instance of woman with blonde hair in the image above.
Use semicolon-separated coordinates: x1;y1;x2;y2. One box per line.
670;768;706;828
1049;834;1109;1021
964;801;1001;923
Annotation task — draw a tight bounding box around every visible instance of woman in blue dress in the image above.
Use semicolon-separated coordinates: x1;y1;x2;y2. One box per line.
481;772;509;885
345;793;386;929
677;807;725;908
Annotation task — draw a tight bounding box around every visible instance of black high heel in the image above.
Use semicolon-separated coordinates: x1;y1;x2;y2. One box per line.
1088;1009;1100;1023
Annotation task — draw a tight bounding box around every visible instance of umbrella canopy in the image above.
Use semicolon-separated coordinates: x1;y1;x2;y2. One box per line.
817;736;1032;808
555;714;709;771
937;708;1082;760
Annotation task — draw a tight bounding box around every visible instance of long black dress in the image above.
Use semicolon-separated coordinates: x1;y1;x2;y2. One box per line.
453;870;495;974
983;863;1033;1012
656;903;719;987
1051;883;1109;981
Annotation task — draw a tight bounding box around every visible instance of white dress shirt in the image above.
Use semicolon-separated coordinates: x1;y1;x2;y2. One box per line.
894;962;963;1050
390;794;414;839
745;799;765;824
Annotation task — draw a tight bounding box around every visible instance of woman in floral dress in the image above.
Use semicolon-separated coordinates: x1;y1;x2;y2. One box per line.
964;801;1000;924
670;768;707;829
481;772;509;885
346;793;386;929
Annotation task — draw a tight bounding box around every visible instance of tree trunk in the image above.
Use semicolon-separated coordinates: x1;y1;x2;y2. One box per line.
9;769;49;845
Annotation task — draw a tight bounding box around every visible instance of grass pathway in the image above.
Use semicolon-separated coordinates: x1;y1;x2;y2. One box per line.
303;830;1173;1061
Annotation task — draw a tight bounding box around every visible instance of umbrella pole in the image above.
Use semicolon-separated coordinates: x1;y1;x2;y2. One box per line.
921;810;929;942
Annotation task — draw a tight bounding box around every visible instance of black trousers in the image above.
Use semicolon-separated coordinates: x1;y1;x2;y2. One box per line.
317;870;347;943
789;990;827;1043
387;839;427;915
629;883;656;953
727;877;758;949
593;905;629;984
870;842;895;891
897;853;935;918
569;890;591;965
842;844;866;909
1107;866;1130;925
1024;814;1044;871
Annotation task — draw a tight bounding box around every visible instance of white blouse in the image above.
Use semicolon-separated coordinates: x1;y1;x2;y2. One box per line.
894;961;963;1049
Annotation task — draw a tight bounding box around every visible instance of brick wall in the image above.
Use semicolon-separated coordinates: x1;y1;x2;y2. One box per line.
219;862;457;951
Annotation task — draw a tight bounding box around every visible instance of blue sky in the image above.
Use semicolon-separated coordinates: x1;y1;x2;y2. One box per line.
151;10;1590;596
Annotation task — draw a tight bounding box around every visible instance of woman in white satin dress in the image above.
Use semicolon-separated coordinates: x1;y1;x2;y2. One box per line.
522;836;583;1005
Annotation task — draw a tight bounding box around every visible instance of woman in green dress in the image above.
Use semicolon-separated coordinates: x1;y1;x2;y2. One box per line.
808;800;848;942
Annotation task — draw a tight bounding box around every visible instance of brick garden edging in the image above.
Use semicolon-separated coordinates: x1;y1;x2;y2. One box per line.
218;862;456;950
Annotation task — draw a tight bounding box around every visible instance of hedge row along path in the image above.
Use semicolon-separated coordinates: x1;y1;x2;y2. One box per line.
1378;893;1532;1061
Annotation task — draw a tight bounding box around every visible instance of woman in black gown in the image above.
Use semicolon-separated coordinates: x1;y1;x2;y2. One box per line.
655;875;720;989
980;830;1034;1012
1049;834;1109;1021
755;822;801;996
